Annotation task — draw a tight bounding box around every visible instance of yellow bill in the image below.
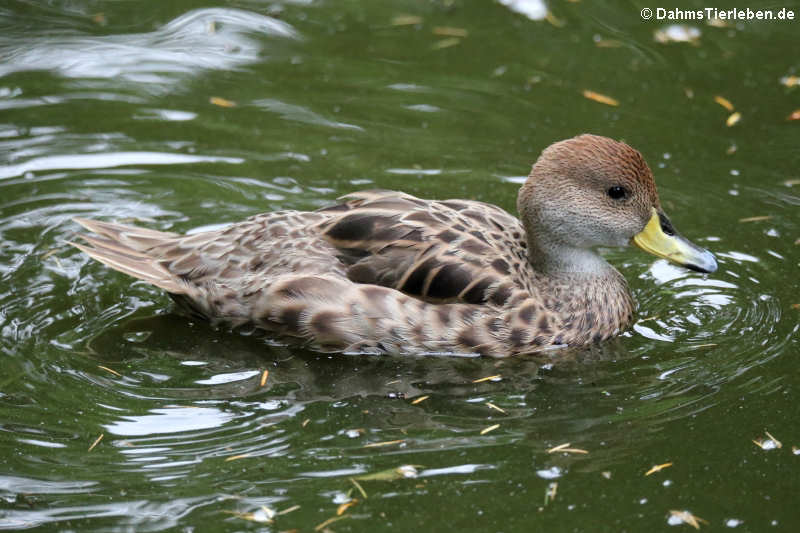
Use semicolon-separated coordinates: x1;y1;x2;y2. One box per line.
632;208;717;273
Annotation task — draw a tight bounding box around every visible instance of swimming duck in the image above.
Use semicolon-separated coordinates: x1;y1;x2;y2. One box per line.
71;134;717;357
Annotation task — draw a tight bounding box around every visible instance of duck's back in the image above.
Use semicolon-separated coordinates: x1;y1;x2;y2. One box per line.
314;190;533;305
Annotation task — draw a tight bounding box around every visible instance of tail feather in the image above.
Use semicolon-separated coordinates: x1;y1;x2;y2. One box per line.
73;217;179;251
70;218;187;294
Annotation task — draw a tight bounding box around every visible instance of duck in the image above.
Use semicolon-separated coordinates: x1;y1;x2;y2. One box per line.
71;134;717;357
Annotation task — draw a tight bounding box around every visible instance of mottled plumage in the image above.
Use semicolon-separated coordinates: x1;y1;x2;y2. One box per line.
71;134;717;357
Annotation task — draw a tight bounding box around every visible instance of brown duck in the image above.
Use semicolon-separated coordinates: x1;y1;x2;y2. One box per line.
71;134;717;357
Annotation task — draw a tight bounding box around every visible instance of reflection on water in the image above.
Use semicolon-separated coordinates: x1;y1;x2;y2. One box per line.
1;0;798;531
0;8;298;94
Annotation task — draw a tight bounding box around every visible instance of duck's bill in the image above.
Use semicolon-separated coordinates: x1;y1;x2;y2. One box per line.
632;208;718;273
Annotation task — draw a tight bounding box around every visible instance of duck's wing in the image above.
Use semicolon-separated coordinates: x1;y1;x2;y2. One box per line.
315;190;529;306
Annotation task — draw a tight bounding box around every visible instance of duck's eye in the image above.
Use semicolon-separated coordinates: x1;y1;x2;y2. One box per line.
607;186;627;200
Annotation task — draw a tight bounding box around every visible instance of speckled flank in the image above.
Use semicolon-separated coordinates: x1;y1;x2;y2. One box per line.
72;134;671;357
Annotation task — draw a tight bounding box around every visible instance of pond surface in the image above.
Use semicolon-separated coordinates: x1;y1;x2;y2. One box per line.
1;0;798;531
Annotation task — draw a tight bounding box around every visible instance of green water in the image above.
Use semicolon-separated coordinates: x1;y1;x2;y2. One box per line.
1;0;798;531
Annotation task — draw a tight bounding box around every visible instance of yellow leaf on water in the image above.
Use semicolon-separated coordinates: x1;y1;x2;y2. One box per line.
545;12;565;28
781;75;800;87
391;15;422;26
432;26;468;37
480;424;500;435
645;462;673;476
315;515;348;531
210;96;236;108
726;111;741;127
259;369;269;387
547;442;588;454
714;95;735;111
98;365;121;377
738;215;772;223
787;109;800;121
669;510;708;529
337;499;358;515
486;402;506;413
544;482;558;505
88;433;104;452
363;439;405;448
411;395;429;405
432;38;461;49
753;430;782;450
473;375;501;383
594;38;623;48
582;90;619;106
349;477;368;498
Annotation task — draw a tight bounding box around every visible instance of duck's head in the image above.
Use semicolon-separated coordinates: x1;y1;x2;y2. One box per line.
518;134;717;274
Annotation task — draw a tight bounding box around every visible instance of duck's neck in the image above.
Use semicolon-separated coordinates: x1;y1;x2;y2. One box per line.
526;236;616;277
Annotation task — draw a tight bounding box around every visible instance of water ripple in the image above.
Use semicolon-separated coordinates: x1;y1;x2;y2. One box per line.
0;8;299;93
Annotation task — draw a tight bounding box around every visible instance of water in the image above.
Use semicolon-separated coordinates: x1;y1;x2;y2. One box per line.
1;0;798;531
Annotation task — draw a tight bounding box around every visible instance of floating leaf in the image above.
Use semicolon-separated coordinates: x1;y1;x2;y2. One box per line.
432;38;461;49
645;462;673;476
337;499;358;516
363;439;405;448
544;482;558;505
480;424;500;435
223;507;274;524
355;465;419;481
210;96;236;108
545;12;565;28
349;477;368;498
738;215;772;223
486;402;506;413
315;515;348;531
391;15;422;26
225;453;251;462
98;365;121;377
726;144;737;155
411;395;429;405
787;109;800;121
88;433;104;452
714;95;735;111
781;75;800;87
669;510;708;530
726;111;741;127
278;505;301;515
547;442;589;454
594;38;623;48
753;430;782;450
473;374;501;383
582;90;619;106
706;17;729;28
260;369;269;387
433;26;468;37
